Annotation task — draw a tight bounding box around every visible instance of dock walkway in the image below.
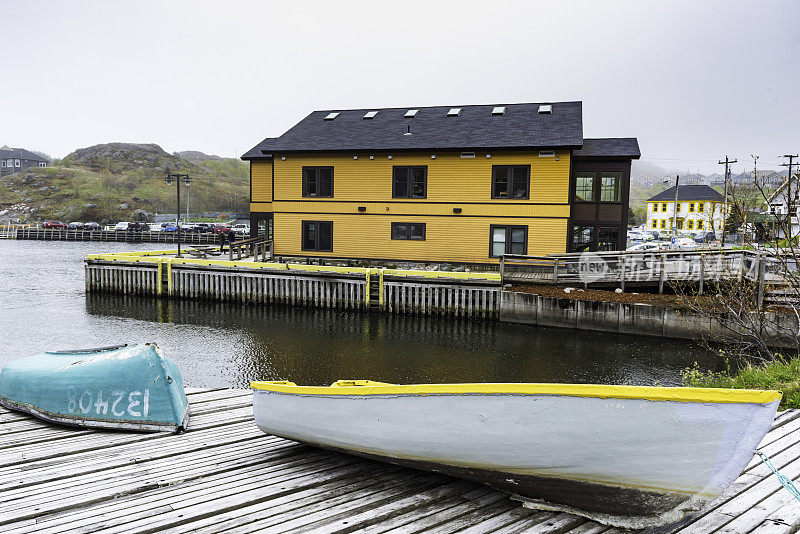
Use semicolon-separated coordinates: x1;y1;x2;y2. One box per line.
2;388;799;533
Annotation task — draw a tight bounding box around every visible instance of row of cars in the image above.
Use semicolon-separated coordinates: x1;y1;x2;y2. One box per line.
40;220;250;235
627;227;719;251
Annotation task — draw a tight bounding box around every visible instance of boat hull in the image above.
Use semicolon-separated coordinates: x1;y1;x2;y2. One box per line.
251;382;780;529
0;344;189;432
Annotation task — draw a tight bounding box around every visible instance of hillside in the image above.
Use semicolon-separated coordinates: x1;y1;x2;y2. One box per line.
0;143;248;223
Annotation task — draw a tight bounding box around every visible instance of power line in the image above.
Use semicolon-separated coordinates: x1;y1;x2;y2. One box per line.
718;156;737;245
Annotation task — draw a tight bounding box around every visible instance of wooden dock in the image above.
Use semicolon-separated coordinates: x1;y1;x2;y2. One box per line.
2;388;800;533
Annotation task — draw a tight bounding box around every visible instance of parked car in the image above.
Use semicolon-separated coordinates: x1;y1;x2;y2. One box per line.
194;223;213;233
42;220;67;229
626;242;665;252
694;231;717;243
114;221;131;231
231;224;250;236
671;237;698;250
164;223;178;232
67;222;84;230
83;222;102;231
127;222;150;232
212;224;231;234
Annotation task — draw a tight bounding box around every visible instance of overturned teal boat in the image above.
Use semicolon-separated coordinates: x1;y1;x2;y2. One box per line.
0;343;189;432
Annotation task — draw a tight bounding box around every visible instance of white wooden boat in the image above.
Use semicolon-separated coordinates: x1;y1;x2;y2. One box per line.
251;380;780;529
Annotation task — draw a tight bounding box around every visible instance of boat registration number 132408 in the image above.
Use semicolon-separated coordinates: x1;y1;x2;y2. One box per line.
66;387;150;417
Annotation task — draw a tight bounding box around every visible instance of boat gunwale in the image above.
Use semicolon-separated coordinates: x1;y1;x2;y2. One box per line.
249;381;781;404
0;394;190;433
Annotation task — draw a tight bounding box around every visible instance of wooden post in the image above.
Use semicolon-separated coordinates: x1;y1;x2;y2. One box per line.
698;254;705;295
500;255;505;286
757;253;765;310
659;253;666;294
620;256;626;292
553;258;559;285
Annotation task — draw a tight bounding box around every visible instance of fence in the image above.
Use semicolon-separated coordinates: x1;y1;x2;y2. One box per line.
15;228;219;243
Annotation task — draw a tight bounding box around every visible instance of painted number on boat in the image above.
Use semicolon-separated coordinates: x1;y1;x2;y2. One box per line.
66;387;150;417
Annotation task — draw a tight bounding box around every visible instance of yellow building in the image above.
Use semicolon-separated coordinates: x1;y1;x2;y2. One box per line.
244;103;639;264
645;185;726;234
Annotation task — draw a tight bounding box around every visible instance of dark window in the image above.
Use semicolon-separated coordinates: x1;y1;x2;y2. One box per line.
600;171;622;202
393;166;427;198
302;167;333;197
301;221;333;252
391;222;426;240
598;226;620;251
571;225;595;252
490;225;527;257
492;166;530;199
574;171;596;202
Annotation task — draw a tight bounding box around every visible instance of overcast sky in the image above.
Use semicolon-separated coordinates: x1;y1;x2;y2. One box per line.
2;0;798;174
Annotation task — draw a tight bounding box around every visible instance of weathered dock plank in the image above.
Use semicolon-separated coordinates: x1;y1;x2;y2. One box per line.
0;389;797;533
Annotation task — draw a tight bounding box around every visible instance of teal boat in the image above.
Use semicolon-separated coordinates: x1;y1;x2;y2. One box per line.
0;343;189;432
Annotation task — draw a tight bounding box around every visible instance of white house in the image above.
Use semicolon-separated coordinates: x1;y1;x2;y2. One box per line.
646;185;726;235
766;177;800;238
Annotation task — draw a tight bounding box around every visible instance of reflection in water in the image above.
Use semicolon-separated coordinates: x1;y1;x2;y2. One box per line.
85;293;723;388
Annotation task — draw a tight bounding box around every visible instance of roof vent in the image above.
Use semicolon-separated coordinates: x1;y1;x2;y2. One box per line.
447;108;462;117
404;109;419;118
363;111;379;120
538;104;552;114
491;106;506;115
324;112;340;121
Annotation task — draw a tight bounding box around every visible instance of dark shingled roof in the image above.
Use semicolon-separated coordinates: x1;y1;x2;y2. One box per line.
242;102;583;158
647;185;725;202
572;138;640;159
0;147;48;162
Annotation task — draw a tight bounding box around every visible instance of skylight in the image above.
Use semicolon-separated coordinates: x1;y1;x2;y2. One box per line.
538;104;552;114
324;112;340;121
491;106;506;115
363;111;379;119
447;108;462;117
404;109;419;118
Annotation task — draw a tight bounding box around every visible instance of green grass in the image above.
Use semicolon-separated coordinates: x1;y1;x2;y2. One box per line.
683;357;800;410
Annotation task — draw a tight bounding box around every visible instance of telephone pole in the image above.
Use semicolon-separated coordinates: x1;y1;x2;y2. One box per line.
781;154;798;238
718;156;737;246
672;175;680;239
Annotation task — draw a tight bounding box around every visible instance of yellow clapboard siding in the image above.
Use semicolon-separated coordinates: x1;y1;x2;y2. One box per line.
272;201;569;219
273;213;567;263
251;160;273;203
272;150;570;204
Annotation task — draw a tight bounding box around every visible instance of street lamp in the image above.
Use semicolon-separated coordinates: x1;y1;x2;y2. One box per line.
165;172;192;257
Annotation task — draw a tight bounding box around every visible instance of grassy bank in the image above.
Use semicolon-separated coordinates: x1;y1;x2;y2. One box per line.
683;357;800;410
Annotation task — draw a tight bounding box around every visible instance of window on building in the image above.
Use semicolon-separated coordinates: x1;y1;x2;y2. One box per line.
571;225;595;252
0;161;4;168
302;167;333;197
492;165;530;199
391;222;426;240
392;166;427;198
651;219;658;228
38;162;46;168
600;171;622;202
574;172;595;202
490;225;527;257
301;221;333;252
652;203;658;212
662;203;667;212
698;202;705;213
689;203;695;213
660;219;666;229
697;220;704;230
14;159;20;167
598;226;620;251
687;220;694;230
5;159;11;167
677;220;684;230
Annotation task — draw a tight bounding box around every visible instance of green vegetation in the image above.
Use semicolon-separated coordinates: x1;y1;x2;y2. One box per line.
0;143;249;223
683;357;800;410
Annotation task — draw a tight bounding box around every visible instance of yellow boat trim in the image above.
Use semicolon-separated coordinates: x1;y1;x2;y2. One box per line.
249;380;781;404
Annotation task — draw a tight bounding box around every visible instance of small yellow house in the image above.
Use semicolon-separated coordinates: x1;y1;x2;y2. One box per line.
645;185;726;234
243;102;639;264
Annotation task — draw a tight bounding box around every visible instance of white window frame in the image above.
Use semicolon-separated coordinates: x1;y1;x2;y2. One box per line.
14;159;20;167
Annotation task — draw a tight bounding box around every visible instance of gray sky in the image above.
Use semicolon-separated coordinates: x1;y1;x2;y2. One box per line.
2;0;798;174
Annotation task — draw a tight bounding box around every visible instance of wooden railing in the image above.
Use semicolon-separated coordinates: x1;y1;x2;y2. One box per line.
501;249;795;307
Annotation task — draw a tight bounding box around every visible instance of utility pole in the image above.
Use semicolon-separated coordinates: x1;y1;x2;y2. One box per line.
718;156;737;246
672;175;680;240
781;154;798;238
165;172;192;258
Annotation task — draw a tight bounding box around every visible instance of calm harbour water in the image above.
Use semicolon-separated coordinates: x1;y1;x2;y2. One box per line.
0;240;723;388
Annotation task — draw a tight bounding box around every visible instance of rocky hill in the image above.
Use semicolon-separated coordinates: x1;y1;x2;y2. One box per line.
0;143;248;224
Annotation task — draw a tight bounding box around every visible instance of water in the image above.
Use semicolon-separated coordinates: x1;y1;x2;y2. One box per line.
0;240;723;388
